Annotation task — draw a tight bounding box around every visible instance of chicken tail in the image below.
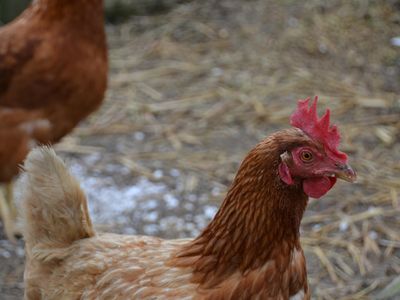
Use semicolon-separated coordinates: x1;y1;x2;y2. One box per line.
21;146;95;261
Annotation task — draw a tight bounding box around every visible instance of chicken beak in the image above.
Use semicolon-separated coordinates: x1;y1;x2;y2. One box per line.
334;164;357;183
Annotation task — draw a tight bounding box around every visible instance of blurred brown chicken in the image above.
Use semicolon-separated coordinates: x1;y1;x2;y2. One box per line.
0;0;107;240
21;99;356;299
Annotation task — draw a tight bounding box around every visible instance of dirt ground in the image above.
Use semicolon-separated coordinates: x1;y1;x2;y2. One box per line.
1;0;399;299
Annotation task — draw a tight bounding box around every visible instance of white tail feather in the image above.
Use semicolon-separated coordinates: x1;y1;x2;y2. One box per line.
20;147;94;261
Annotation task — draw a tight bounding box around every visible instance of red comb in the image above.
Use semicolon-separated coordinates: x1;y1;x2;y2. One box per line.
290;96;347;163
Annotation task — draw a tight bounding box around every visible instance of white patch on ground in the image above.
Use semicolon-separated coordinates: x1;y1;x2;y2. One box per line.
339;219;349;232
66;154;219;238
203;205;218;219
369;230;378;240
391;37;400;47
164;194;179;209
70;160;167;226
169;169;180;177
0;240;24;258
153;169;163;179
312;224;321;231
133;131;145;141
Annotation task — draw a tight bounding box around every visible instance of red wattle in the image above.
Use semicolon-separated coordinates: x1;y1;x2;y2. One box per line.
302;176;336;198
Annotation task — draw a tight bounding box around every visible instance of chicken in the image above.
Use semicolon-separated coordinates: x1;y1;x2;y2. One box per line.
20;98;356;299
0;0;107;239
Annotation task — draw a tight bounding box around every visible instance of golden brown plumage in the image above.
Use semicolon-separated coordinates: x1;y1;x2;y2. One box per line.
21;100;356;299
0;0;107;239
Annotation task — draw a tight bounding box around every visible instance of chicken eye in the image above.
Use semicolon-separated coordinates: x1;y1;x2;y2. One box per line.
300;151;313;162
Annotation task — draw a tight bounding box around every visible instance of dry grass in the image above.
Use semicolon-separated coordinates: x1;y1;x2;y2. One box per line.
1;0;399;299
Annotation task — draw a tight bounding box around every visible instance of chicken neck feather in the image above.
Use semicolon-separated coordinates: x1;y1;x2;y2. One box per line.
174;129;309;290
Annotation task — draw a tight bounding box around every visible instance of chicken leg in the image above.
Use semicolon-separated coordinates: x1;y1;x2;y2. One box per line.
0;182;20;241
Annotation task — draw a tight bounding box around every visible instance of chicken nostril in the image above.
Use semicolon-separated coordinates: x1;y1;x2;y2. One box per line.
335;163;347;170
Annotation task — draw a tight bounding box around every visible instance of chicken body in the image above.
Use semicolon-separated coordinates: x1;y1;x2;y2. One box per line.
21;100;355;299
22;143;310;300
0;0;107;239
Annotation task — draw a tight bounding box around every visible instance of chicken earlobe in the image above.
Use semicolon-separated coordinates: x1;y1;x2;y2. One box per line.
278;151;294;185
278;150;308;186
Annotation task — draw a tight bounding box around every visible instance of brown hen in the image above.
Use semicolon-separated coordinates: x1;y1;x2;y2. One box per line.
0;0;107;239
21;98;355;299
